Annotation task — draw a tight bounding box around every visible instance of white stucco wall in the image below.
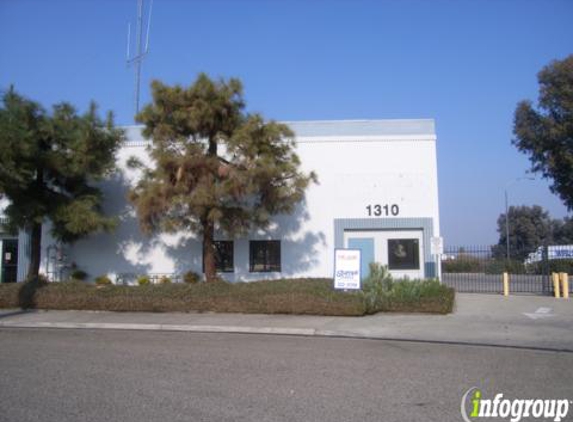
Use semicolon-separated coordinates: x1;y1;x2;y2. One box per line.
22;119;440;283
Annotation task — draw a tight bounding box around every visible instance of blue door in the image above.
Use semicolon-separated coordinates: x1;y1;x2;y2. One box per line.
347;238;375;279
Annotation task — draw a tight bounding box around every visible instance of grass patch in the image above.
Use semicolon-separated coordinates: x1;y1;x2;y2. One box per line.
0;274;455;316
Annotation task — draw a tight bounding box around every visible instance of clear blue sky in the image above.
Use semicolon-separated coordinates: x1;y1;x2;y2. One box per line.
1;0;571;245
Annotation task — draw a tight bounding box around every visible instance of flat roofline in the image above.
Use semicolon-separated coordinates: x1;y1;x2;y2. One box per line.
121;118;435;127
279;118;435;124
122;118;436;141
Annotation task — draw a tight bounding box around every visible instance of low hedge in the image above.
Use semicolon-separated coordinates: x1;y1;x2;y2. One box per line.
0;276;455;316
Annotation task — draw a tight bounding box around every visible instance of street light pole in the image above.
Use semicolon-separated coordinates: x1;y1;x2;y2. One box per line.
504;177;535;260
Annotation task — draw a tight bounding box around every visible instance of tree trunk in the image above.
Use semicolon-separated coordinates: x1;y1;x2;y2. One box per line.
27;222;42;280
27;165;44;280
203;219;217;283
202;135;218;283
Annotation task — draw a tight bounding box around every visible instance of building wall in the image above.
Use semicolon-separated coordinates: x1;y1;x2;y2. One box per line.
22;119;439;283
293;132;440;280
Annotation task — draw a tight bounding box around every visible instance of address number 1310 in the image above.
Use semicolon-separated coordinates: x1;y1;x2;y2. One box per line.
366;204;399;217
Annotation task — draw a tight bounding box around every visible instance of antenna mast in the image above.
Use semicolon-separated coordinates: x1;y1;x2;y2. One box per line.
127;0;153;118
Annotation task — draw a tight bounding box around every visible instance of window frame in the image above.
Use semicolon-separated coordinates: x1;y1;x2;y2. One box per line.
249;240;281;273
387;238;420;270
203;240;234;273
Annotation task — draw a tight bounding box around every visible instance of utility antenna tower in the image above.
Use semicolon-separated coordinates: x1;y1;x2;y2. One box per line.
127;0;153;117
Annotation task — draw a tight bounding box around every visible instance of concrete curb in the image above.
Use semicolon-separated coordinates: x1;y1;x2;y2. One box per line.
0;321;317;336
2;320;572;353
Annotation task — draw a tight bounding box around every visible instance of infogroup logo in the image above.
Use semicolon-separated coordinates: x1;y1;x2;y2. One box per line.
461;387;571;422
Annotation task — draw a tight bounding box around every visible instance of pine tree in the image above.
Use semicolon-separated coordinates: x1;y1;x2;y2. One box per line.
129;74;316;282
0;88;124;280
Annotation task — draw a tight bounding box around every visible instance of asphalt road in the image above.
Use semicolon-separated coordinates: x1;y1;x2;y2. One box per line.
1;329;572;422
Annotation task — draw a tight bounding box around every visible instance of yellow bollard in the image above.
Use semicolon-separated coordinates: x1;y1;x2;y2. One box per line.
503;272;509;297
553;273;561;298
560;273;569;299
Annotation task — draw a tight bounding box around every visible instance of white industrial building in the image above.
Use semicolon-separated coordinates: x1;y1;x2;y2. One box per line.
0;119;440;284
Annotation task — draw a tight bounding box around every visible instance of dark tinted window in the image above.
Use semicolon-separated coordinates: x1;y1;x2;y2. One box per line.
203;241;234;273
388;239;419;270
249;240;281;272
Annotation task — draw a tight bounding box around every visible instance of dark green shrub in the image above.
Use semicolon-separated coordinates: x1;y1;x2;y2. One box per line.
526;259;573;275
95;275;112;285
442;255;483;273
183;271;201;284
548;259;573;274
70;269;88;281
485;259;526;274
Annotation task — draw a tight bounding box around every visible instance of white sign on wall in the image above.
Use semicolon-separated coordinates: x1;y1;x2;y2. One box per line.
431;237;444;255
334;248;361;290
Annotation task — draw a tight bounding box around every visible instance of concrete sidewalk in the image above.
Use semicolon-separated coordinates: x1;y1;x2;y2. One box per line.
1;293;572;351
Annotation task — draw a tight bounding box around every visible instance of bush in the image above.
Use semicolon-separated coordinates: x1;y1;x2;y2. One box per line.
361;263;454;314
1;275;50;309
0;278;365;315
183;271;201;284
486;258;573;275
27;274;51;285
0;276;454;315
159;275;172;285
548;259;573;274
442;255;530;275
137;275;150;286
442;255;483;273
362;263;393;313
95;275;112;286
70;269;88;281
527;259;573;275
485;259;526;274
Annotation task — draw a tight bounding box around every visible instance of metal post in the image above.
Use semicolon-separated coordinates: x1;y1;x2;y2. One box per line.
503;272;509;296
505;189;510;260
560;273;569;299
504;177;535;262
553;273;561;298
126;0;153;119
543;244;551;295
134;0;143;115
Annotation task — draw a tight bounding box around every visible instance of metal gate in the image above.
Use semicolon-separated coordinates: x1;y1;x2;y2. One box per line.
440;245;565;295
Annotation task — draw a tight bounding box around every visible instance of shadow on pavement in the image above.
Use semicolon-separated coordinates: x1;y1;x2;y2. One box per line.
0;309;37;320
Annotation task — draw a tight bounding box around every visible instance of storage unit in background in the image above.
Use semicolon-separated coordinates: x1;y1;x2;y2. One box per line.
3;119;440;283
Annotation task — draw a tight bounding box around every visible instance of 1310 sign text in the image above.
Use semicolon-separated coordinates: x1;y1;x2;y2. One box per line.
366;204;400;217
